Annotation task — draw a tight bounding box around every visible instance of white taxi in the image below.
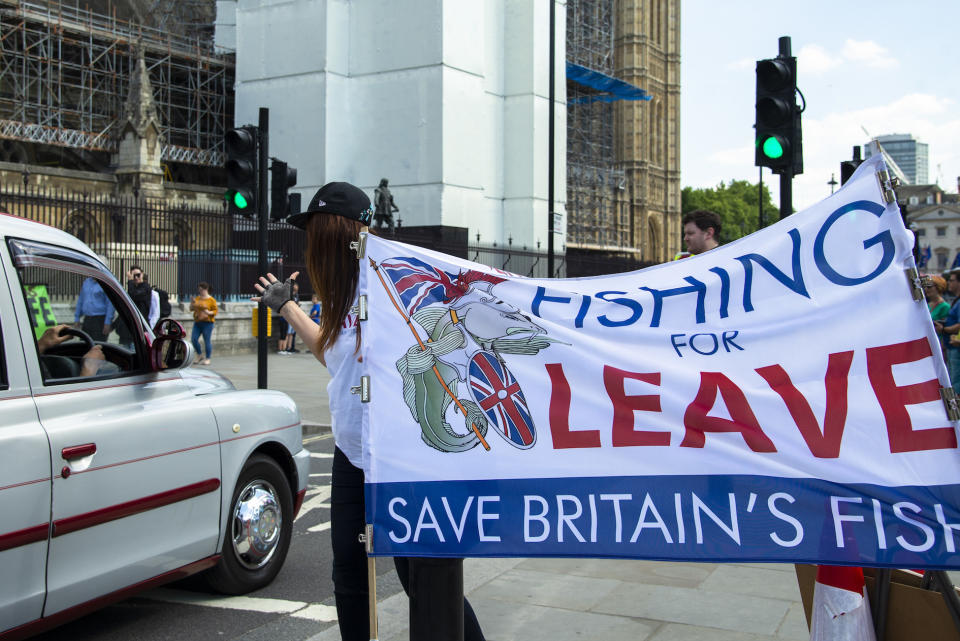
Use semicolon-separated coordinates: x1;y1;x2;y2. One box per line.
0;213;310;639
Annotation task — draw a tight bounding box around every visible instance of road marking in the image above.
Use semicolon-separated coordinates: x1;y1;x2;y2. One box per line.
308;521;332;533
303;433;333;445
295;485;331;522
291;603;339;621
310;472;331;478
146;589;337;621
309;452;333;459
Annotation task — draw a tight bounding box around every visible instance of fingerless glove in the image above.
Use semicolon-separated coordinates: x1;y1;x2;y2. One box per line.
261;277;297;314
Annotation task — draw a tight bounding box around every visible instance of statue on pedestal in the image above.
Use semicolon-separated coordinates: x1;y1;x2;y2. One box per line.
374;178;399;233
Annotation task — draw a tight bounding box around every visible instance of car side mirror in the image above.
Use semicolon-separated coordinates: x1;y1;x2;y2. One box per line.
154;318;186;339
151;336;194;371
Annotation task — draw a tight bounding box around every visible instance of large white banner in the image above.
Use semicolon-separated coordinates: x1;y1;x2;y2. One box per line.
358;155;960;568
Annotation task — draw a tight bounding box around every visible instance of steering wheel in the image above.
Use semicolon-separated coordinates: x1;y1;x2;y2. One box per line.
57;326;95;352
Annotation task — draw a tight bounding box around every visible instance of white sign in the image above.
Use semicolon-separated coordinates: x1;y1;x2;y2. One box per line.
358;155;960;568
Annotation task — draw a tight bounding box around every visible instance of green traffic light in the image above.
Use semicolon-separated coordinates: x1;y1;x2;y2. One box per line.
762;136;785;160
224;189;250;209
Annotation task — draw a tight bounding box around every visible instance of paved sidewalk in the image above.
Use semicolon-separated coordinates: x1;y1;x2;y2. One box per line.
203;350;332;433
308;558;809;641
204;353;810;641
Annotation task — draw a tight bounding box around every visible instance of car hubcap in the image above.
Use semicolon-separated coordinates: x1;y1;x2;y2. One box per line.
231;480;282;570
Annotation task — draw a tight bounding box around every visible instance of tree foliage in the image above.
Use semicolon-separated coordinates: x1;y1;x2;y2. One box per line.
681;180;778;243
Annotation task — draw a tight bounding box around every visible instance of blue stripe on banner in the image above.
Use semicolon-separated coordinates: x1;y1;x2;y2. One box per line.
365;475;960;568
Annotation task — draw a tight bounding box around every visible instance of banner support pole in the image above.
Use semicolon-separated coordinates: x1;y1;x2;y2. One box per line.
368;556;378;641
362;524;378;641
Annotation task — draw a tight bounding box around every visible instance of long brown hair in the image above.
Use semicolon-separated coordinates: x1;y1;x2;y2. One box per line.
305;213;364;353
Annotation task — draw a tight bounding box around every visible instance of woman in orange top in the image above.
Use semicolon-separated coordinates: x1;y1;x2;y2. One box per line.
189;281;218;365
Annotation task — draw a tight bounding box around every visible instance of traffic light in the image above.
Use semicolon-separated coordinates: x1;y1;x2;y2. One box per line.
224;125;259;216
840;146;863;186
270;160;298;220
755;56;802;174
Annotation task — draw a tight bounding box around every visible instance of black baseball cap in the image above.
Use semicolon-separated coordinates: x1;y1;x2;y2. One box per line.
286;181;373;229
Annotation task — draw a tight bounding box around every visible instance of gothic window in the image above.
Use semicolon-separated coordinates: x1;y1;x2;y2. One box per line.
648;217;661;260
657;101;665;166
655;0;664;45
172;217;194;250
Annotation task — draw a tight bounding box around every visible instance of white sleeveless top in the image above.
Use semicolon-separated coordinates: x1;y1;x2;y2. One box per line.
324;308;364;467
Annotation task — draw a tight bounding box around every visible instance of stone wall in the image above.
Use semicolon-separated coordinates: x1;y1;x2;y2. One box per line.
167;301;315;356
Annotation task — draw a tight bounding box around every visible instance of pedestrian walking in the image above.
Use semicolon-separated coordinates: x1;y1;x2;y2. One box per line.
189;281;218;365
252;181;484;641
73;276;114;342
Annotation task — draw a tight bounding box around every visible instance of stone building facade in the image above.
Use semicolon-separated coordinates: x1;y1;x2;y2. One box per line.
565;0;681;267
0;51;224;229
615;0;681;263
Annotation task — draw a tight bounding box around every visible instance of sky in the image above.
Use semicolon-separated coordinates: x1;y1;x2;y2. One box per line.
681;0;960;211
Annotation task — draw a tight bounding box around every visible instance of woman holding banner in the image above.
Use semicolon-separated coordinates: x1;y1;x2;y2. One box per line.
252;181;485;641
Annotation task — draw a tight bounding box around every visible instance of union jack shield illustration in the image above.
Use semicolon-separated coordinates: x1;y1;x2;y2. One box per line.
467;350;536;449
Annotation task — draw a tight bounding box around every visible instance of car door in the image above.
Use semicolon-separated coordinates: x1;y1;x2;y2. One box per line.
6;238;223;617
0;247;51;635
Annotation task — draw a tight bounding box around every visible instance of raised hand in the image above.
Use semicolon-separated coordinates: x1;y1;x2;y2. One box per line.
252;271;300;314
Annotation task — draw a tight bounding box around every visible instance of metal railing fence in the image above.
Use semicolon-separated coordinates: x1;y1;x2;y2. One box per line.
1;184;655;303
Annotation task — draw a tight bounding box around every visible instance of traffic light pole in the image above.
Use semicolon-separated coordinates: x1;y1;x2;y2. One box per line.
779;171;792;220
258;107;269;389
547;0;556;278
758;167;764;228
777;37;793;220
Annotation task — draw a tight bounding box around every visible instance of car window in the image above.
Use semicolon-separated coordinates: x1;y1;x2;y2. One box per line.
14;263;146;384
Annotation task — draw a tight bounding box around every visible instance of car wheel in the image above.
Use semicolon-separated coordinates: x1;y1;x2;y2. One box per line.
205;454;294;594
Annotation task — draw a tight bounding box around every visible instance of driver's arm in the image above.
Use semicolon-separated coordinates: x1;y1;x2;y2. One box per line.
37;324;72;354
80;345;106;377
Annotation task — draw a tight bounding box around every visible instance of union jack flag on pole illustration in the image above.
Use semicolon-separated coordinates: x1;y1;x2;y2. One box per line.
379;257;461;315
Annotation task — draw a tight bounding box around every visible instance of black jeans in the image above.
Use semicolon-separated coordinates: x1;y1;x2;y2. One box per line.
331;447;484;641
80;314;106;342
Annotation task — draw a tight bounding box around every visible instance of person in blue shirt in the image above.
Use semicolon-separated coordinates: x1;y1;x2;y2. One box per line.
74;277;114;342
309;294;321;324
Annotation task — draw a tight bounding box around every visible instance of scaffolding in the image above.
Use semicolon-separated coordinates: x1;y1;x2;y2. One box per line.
0;0;233;169
565;0;631;251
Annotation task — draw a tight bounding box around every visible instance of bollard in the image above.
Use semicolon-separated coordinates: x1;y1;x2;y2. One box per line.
408;557;464;641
